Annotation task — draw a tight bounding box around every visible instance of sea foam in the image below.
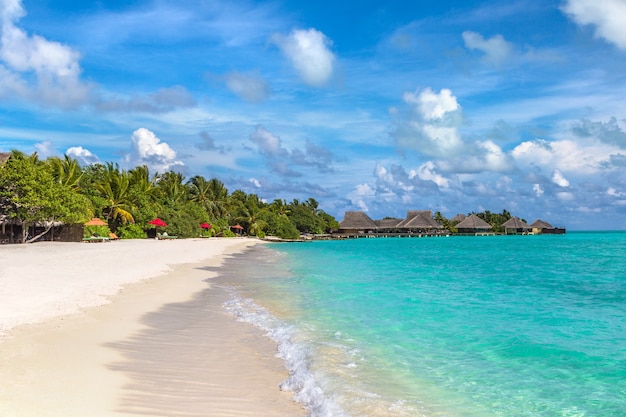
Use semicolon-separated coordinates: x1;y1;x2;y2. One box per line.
223;287;349;417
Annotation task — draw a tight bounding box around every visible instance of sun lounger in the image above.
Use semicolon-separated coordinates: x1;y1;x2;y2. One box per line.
82;236;110;243
157;233;178;240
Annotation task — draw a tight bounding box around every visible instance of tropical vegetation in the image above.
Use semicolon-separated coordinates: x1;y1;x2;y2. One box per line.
0;150;339;243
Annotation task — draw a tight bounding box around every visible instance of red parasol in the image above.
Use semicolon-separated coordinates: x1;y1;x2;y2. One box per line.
148;218;168;227
84;218;108;226
231;224;243;230
200;222;212;229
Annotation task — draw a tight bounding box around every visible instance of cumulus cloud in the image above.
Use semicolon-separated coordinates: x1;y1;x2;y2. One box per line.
410;161;451;189
33;140;55;158
66;146;100;165
0;0;91;107
533;184;545;197
552;169;570;187
562;0;626;49
462;31;513;66
224;71;269;102
393;87;463;158
347;183;375;212
272;28;335;87
123;128;184;172
249;125;334;176
511;137;617;175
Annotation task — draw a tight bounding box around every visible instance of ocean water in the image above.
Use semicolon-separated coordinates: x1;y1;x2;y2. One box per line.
219;232;626;417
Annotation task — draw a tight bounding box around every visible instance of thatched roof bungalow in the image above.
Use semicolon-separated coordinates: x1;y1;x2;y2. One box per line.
530;219;566;234
338;211;378;234
502;217;531;235
455;214;492;234
374;218;402;232
396;210;443;231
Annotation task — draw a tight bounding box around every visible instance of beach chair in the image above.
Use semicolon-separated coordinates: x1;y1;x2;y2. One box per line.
157;232;178;240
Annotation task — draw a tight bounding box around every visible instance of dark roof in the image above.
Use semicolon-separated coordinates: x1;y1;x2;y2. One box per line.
530;219;553;229
502;217;531;229
339;211;378;230
455;214;492;230
397;210;442;229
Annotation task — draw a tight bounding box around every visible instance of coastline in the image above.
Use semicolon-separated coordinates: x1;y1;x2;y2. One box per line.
0;238;304;416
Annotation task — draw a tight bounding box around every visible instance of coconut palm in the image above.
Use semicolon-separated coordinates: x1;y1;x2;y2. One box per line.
47;155;83;191
97;163;134;224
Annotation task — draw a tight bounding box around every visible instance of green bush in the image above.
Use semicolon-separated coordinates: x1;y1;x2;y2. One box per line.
117;223;147;239
84;225;111;238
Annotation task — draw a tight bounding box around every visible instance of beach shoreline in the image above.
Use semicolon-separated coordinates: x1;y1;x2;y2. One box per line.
0;238;304;416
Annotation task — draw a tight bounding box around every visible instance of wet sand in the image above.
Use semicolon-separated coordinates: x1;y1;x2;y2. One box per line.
0;239;304;416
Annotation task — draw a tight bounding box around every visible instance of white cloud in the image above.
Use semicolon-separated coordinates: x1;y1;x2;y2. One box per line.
249;177;262;188
394;88;464;158
552;169;570;187
607;187;626;198
0;0;91;107
562;0;626;50
249;125;284;156
411;161;450;189
224;71;269;102
66;146;100;165
33;140;55;158
533;184;545;197
123;128;183;172
462;31;513;66
347;183;375;212
405;87;460;120
511;138;617;175
272;28;335;87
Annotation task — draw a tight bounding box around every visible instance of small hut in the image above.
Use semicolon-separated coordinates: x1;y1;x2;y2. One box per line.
338;211;378;234
455;214;492;234
530;219;566;234
502;217;531;235
396;210;443;233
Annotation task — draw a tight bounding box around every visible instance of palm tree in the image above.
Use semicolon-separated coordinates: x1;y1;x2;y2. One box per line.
189;177;231;219
235;194;267;236
47;155;83;191
270;199;291;217
97;163;135;224
157;171;187;206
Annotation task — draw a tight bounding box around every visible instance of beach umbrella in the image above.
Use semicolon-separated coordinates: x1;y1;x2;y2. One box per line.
148;218;168;227
231;224;244;235
84;218;108;226
200;222;212;229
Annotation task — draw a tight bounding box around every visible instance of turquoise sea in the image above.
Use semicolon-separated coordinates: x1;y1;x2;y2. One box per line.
219;232;626;417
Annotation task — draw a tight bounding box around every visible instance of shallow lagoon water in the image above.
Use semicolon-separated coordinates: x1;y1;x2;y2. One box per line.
221;232;626;417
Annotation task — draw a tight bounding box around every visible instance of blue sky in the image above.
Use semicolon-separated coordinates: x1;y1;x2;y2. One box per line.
1;0;626;230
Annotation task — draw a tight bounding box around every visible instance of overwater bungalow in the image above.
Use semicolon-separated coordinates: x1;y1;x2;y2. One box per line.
502;217;531;235
455;214;493;235
530;219;566;234
396;210;445;234
338;211;378;235
337;210;446;238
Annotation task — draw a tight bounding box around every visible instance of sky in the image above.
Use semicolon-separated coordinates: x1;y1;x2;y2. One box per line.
1;0;626;230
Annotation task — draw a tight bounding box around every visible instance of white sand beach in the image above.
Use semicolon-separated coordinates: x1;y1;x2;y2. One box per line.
0;238;304;416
